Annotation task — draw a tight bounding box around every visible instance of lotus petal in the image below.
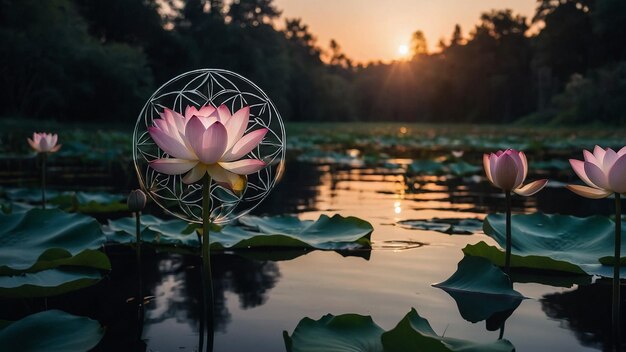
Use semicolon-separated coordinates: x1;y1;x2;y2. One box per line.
185;116;208;159
584;161;610;190
593;145;606;166
483;154;493;183
507;150;525;189
224;106;250;151
618;146;626;157
514;179;548;196
148;127;196;160
608;154;626;193
27;138;38;151
566;185;612;199
207;164;247;193
149;158;197;175
222;128;268;161
570;159;596;188
219;159;266;175
603;148;619;170
182;164;208;184
216;105;232;122
51;144;62;152
518;150;528;181
492;153;519;191
583;149;601;167
197;122;228;164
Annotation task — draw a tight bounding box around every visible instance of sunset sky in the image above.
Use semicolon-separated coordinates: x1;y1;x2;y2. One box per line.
274;0;537;63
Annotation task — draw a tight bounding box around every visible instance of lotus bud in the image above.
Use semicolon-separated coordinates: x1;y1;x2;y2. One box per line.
127;189;147;212
483;149;547;196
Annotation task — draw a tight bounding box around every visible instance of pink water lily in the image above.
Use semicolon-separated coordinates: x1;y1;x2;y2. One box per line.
483;149;548;196
27;132;61;153
567;146;626;199
148;104;268;193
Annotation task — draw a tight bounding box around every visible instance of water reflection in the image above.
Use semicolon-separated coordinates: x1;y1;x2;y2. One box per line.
541;281;626;351
141;251;281;349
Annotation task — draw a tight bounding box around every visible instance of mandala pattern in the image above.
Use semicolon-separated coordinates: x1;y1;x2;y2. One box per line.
133;69;286;224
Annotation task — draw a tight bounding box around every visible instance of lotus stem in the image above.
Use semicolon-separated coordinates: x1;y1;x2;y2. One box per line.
505;190;512;275
614;193;622;348
41;153;47;209
136;211;142;308
201;174;214;351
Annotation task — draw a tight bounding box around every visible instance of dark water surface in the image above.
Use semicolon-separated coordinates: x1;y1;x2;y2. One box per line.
1;158;624;351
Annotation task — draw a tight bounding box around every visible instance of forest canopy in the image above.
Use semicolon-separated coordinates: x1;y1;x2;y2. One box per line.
1;0;624;125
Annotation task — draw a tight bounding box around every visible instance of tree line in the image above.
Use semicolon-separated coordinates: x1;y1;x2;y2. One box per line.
1;0;624;124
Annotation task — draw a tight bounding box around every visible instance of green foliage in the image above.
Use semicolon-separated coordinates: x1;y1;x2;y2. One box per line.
0;310;104;351
397;218;483;235
433;256;524;324
466;213;626;277
284;309;515;352
2;0;625;123
105;214;373;251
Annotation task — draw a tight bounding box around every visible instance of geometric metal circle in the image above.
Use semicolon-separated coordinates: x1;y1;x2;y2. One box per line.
133;69;286;224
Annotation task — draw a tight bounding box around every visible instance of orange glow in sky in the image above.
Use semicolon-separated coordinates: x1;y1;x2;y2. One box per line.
274;0;536;63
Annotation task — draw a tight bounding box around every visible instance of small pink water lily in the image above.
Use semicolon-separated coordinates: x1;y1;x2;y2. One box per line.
27;132;61;153
483;149;548;196
567;145;626;199
148;104;267;194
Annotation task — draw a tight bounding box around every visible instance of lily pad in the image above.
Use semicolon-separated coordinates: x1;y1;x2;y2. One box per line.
433;256;524;324
283;314;384;352
397;218;482;235
446;161;480;176
381;309;515;352
1;188;126;213
0;209;108;274
477;213;626;277
0;267;103;298
408;160;444;175
0;310;104;351
106;214;373;252
284;309;515;352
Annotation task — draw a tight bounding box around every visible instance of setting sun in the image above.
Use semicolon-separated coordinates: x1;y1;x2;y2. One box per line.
398;44;409;56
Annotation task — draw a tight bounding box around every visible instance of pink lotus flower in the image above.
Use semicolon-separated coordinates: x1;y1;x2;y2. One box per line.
483;149;548;196
567;145;626;199
27;132;61;153
148;104;268;193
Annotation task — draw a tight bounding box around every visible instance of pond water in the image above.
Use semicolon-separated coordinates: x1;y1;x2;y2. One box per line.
1;155;624;351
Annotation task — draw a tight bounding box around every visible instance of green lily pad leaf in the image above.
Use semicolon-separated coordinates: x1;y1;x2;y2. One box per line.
107;214;373;252
381;308;515;352
2;188;126;213
480;213;626;277
408;160;444;175
446;161;480;176
0;209;108;274
0;267;103;298
397;218;482;235
0;310;104;351
51;192;127;213
236;214;373;249
104;214;199;247
533;159;571;171
433;256;524;324
283;313;384;352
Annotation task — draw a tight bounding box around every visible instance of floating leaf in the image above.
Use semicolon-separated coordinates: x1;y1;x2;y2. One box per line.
1;188;126;213
433;256;524;324
446;161;480;176
0;267;103;298
106;214;373;252
381;309;515;352
0;310;104;351
284;314;384;352
397;218;482;235
284;309;515;352
477;213;626;277
408;160;444;175
0;209;108;274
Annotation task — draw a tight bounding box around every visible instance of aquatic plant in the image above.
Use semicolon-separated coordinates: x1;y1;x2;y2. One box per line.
567;145;626;341
27;132;61;209
483;149;547;273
